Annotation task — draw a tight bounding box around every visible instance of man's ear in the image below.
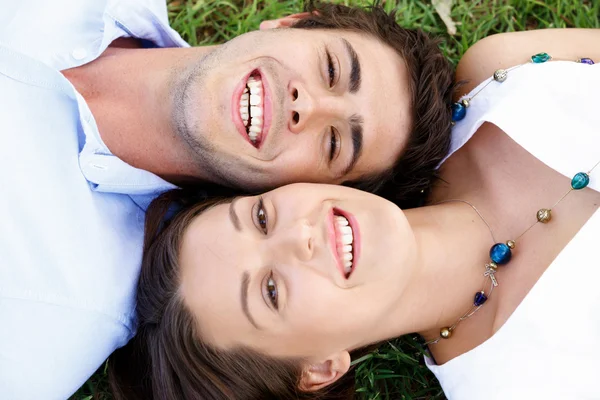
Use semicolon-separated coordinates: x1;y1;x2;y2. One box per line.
297;351;351;392
259;12;312;30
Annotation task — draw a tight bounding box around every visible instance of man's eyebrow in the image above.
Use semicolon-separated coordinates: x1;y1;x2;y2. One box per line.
229;197;242;232
241;271;261;330
342;114;364;177
342;38;361;93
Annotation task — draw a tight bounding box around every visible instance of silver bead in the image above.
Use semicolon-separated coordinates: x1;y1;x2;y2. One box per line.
536;208;552;223
461;99;470;108
493;69;507;82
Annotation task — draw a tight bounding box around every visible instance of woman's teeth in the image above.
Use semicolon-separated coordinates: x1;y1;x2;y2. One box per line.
335;215;354;275
239;75;264;144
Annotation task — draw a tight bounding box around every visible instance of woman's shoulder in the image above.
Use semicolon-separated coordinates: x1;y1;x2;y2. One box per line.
455;28;600;100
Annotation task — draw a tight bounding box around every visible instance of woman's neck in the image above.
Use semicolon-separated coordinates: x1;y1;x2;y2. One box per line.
379;130;536;346
375;202;496;343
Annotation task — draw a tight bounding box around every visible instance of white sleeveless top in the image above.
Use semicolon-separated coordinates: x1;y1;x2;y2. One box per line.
426;61;600;399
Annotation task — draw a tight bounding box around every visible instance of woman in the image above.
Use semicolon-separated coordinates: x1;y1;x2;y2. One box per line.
109;31;600;399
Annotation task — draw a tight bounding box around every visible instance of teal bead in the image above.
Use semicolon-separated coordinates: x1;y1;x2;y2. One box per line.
571;172;590;190
531;52;551;63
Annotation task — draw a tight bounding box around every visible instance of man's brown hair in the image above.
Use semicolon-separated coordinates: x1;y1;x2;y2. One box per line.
294;1;455;208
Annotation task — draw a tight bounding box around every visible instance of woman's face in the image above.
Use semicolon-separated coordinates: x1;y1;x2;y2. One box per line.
179;183;417;361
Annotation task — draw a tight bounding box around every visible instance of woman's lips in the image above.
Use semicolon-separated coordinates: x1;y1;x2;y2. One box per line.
328;207;360;279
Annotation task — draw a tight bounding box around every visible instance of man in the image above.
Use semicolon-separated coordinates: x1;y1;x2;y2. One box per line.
0;0;453;398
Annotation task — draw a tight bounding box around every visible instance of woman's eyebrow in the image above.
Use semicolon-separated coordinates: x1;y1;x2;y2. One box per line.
229;197;242;231
241;271;262;330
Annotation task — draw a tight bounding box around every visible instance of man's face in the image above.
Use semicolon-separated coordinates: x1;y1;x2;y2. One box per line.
174;26;412;191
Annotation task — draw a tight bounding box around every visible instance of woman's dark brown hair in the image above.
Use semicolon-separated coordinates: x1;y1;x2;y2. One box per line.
294;1;455;209
108;188;373;399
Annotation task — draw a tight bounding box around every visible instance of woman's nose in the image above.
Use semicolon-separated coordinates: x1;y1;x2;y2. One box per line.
269;219;314;263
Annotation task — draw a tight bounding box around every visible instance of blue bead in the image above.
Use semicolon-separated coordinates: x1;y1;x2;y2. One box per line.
474;291;488;306
490;243;512;265
451;102;467;122
531;52;551;63
578;58;595;65
571;172;590;190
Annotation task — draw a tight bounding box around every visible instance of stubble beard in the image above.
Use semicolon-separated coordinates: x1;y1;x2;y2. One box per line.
170;47;251;189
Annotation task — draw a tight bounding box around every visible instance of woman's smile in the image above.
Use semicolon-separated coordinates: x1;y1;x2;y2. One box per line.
178;183;417;359
328;207;360;279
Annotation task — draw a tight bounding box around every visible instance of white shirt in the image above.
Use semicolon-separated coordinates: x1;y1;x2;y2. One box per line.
427;61;600;399
0;1;187;398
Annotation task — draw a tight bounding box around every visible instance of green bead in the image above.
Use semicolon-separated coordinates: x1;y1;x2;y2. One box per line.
571;172;590;190
531;52;551;63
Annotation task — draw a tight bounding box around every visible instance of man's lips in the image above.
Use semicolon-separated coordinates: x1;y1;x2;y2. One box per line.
232;71;254;146
259;71;273;149
231;69;273;149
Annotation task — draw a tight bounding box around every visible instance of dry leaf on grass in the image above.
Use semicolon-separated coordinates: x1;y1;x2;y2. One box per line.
432;0;457;35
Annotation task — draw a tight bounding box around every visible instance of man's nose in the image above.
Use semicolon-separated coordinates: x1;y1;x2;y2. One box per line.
288;83;346;134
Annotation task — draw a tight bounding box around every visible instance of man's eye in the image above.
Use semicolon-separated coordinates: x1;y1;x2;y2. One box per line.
256;197;268;234
329;127;339;161
265;273;278;310
327;51;337;87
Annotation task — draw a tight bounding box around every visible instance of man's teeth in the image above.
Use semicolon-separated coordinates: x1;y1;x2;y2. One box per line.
335;215;354;275
250;94;261;106
239;76;264;144
240;92;249;121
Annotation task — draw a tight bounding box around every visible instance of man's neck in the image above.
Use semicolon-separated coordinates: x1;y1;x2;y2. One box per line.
61;44;216;185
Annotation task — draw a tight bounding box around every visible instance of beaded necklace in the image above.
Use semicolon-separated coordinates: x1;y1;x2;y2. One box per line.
425;53;597;346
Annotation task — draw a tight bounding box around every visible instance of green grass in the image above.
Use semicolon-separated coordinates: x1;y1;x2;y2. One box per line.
71;1;599;399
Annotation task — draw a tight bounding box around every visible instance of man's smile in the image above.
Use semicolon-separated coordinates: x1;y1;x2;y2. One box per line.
178;26;412;191
233;69;273;149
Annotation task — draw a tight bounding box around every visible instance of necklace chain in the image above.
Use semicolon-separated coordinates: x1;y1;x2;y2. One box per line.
424;53;597;346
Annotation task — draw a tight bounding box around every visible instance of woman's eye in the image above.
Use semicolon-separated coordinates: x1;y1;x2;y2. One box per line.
266;273;278;309
327;51;337;87
256;197;268;234
329;127;339;161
